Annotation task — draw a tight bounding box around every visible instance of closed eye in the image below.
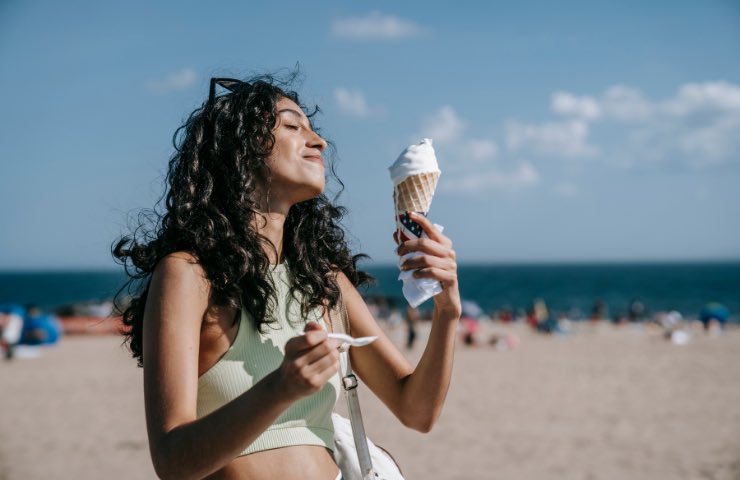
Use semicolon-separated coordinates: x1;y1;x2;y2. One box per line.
278;109;312;133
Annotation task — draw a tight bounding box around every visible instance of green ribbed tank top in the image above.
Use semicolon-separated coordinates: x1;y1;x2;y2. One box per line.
196;262;340;456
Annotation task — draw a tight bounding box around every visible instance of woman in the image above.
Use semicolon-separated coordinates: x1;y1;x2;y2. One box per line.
113;74;461;480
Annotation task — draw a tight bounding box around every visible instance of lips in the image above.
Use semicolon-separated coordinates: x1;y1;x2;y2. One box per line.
303;155;324;167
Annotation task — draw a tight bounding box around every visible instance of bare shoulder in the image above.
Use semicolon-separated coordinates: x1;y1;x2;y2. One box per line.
155;251;208;283
148;252;211;323
154;252;210;295
335;269;368;294
333;270;365;308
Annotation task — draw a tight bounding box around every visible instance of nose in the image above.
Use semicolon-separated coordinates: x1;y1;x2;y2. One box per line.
308;130;327;152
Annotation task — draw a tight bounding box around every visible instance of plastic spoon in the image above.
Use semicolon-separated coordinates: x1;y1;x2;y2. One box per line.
327;332;378;347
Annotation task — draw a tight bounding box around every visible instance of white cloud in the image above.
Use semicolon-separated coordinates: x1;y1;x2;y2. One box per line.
416;108;533;195
415;80;740;196
334;88;371;117
420;106;465;144
506;119;599;158
662;81;740;117
462;139;499;162
439;162;540;194
145;68;197;94
514;81;740;169
552;92;601;120
601;82;740;167
332;12;422;40
601;85;653;122
678;113;740;166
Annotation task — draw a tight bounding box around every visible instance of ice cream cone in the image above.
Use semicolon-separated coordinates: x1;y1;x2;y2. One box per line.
389;139;444;307
393;171;440;214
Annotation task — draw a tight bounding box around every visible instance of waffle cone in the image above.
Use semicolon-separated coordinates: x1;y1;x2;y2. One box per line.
393;171;440;214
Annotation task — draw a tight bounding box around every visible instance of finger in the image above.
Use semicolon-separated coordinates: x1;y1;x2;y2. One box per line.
392;230;400;245
407;211;448;244
397;237;450;258
292;348;339;387
304;321;324;333
401;254;455;272
315;360;340;382
305;347;340;372
293;338;339;367
411;267;458;286
286;328;327;354
301;358;341;391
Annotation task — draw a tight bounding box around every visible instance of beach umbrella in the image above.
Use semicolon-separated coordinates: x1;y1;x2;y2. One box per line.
461;300;483;319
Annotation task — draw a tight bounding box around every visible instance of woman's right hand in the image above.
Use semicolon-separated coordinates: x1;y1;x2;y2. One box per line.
276;322;340;402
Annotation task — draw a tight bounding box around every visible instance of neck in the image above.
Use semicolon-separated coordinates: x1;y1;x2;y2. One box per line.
252;187;292;265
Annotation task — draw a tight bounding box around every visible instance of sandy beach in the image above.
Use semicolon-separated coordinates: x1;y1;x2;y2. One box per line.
1;321;739;480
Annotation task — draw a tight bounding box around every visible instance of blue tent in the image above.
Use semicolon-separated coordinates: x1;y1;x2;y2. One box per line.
700;302;730;328
20;311;62;345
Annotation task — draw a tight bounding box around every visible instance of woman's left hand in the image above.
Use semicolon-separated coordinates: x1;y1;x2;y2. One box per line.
395;211;462;319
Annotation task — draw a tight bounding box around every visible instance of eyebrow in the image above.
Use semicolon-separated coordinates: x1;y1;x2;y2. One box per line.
277;108;310;125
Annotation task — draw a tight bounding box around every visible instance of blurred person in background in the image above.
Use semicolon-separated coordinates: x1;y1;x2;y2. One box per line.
460;314;479;346
405;304;419;350
112;73;461;480
527;298;549;332
590;299;607;322
628;298;646;323
497;305;514;323
0;304;25;360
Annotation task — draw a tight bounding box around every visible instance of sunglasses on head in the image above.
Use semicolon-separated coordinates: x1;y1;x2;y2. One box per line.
208;78;252;103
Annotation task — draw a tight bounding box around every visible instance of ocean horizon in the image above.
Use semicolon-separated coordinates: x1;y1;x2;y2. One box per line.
1;260;738;322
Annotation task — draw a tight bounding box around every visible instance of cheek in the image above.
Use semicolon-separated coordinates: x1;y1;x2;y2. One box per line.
266;138;284;164
265;141;290;176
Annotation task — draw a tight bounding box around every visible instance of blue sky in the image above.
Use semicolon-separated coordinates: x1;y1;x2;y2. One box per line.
1;0;739;269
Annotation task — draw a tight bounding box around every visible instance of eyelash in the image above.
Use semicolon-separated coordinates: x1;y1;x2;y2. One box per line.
285;124;300;131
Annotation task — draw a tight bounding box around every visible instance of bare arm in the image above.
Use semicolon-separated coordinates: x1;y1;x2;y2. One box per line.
143;253;339;480
339;212;461;432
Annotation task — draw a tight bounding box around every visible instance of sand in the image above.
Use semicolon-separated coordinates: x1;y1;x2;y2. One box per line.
1;321;739;480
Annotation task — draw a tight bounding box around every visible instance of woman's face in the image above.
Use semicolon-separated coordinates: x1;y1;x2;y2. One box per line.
264;96;328;205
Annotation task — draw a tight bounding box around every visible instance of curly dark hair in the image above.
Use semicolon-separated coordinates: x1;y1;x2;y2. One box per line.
112;73;373;367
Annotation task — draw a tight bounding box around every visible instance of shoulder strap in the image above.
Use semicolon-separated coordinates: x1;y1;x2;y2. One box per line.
329;294;351;336
334;294;375;480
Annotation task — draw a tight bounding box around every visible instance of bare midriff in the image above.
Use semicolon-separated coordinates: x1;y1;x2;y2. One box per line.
203;445;339;479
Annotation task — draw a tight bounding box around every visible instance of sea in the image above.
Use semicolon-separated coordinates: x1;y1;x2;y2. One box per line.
0;262;738;321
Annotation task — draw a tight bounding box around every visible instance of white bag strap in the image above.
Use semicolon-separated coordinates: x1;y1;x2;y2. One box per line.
333;296;376;480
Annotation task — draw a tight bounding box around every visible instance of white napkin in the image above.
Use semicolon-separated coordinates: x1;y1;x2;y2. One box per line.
397;223;444;308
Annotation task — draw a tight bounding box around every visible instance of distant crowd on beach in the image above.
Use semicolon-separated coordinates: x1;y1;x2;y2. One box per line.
1;295;732;359
363;295;733;350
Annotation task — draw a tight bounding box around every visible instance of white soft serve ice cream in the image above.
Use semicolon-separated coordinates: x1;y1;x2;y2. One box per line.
388;138;440;186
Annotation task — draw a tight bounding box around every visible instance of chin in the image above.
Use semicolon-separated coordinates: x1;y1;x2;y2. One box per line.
295;180;325;202
310;176;326;195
